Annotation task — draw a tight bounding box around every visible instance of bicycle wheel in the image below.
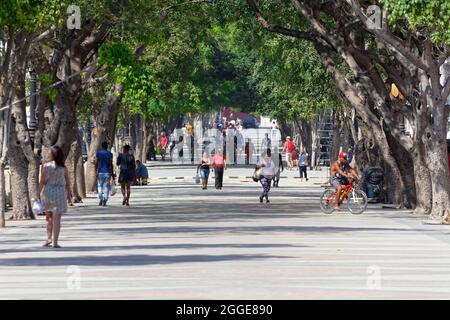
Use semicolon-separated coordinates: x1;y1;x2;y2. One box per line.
320;189;336;214
347;189;368;214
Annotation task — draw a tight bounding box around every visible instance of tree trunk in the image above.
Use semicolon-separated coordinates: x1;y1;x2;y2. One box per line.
65;139;79;203
0;163;6;227
331;109;341;161
410;143;432;214
0;108;10;227
8;140;32;220
383;128;417;209
142;120;150;163
428;140;450;218
76;130;86;199
85;83;123;192
311;119;318;168
9;71;35;220
133;114;145;162
342;119;350;151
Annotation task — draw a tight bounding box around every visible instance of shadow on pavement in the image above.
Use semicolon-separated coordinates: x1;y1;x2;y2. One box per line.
0;253;291;266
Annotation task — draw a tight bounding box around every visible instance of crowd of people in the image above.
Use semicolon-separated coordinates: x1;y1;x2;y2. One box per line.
35;130;360;248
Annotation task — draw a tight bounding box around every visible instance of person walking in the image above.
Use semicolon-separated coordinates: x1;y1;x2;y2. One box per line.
272;147;284;187
282;136;296;170
245;139;254;165
299;150;309;181
148;139;157;161
37;146;72;248
257;148;276;203
95;141;113;206
135;160;149;185
197;152;211;190
261;133;272;153
169;130;176;159
159;131;168;161
213;149;227;190
117;145;136;206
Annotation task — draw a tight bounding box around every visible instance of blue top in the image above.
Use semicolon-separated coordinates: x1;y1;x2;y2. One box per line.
299;154;306;166
96;149;113;174
136;164;149;179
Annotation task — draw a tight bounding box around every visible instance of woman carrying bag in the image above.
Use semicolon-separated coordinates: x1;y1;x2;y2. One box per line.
197;152;211;190
256;148;276;203
37;146;72;248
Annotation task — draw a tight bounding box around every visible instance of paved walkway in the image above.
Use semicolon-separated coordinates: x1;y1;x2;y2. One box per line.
1;180;450;299
144;162;329;181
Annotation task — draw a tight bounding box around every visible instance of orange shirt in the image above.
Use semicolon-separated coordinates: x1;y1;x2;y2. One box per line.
213;154;225;167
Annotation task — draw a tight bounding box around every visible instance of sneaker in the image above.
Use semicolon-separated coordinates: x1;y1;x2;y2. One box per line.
99;199;103;206
259;197;263;203
266;199;270;203
102;199;107;206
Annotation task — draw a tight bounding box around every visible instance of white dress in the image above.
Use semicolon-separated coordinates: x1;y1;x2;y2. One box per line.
42;161;67;214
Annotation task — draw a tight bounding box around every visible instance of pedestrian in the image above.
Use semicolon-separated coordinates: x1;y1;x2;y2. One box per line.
37;146;72;248
245;139;254;165
197;152;211;190
261;133;272;152
159;131;168;161
148;139;157;161
95;141;113;206
212;148;227;189
257;148;276;203
282;136;296;170
117;145;136;206
272;147;284;187
169;130;176;158
299;150;309;182
135;160;149;185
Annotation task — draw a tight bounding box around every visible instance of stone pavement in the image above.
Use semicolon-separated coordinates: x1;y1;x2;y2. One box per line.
144;162;329;181
1;179;450;299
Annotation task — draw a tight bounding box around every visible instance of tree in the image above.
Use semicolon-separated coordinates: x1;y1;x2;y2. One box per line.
242;0;449;216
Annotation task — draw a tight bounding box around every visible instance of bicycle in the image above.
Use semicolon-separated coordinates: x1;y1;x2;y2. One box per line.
320;177;368;214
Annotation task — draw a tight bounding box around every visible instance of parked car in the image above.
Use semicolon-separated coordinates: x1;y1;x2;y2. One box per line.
242;117;257;129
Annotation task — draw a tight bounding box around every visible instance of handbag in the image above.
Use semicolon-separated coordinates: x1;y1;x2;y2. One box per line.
110;182;117;196
252;167;262;182
195;173;201;184
32;199;44;215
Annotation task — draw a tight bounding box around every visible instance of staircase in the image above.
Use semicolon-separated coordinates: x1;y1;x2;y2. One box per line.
315;109;334;168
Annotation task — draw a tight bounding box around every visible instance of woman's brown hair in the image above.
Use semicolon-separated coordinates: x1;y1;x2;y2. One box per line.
50;145;65;167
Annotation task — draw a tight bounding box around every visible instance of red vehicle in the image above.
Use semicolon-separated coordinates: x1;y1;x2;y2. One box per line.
320;177;368;214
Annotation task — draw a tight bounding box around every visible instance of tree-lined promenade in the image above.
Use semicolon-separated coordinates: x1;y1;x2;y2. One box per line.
2;179;450;299
0;0;449;229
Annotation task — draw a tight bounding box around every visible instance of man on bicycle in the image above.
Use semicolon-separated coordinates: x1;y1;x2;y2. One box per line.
330;151;361;210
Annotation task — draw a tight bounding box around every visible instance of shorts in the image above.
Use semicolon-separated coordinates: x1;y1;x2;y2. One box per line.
331;177;348;188
199;168;210;180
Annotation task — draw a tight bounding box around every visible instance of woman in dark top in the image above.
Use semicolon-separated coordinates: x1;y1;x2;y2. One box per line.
117;145;136;206
197;152;211;190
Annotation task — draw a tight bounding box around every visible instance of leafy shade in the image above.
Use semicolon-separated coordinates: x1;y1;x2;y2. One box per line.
381;0;450;44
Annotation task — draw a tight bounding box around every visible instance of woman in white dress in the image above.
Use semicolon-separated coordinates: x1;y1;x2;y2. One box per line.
37;146;72;248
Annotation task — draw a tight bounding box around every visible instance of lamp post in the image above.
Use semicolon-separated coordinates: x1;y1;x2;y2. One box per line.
29;69;37;141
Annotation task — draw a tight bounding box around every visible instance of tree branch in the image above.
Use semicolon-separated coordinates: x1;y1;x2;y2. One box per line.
246;0;314;41
345;0;429;71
